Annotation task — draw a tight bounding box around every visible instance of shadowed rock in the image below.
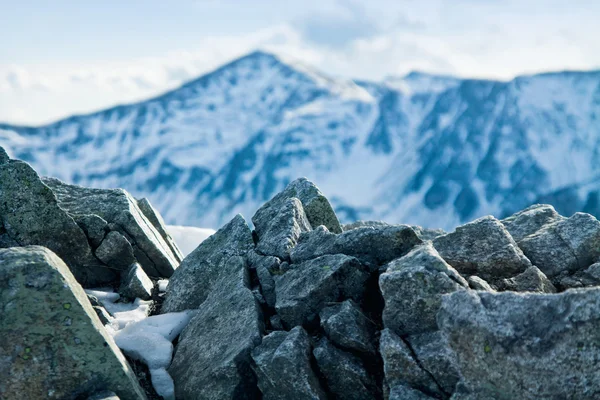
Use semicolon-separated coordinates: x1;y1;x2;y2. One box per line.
247;250;280;308
74;214;109;249
320;299;377;355
501;265;556;293
466;276;495;291
136;197;183;263
119;263;153;300
95;231;136;271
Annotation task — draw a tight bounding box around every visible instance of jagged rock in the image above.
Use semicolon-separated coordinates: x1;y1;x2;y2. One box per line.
380;328;444;399
0;233;19;248
74;214;108;249
249;252;279;308
253;177;342;237
87;391;120;400
407;331;460;395
320;299;377;355
0;246;145;400
438;289;600;399
291;224;423;271
87;294;113;325
119;263;154;300
136;197;183;263
501;204;564;242
518;212;600;278
275;254;369;328
501;265;556;293
162;214;254;312
43;177;180;278
313;338;379;400
380;243;468;336
252;326;326;400
269;314;284;330
0;146;8;164
169;255;262;399
255;197;312;260
95;231;136;271
389;385;436;400
343;220;390;230
558;262;600;289
0;160;113;286
252;288;266;305
344;221;446;241
466;275;495;291
432;216;531;283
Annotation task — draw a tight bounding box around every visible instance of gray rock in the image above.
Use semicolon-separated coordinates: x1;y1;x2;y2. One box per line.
344;221;446;241
343;220;390;230
437;289;600;399
319;299;377;355
389;385;436;400
0;233;19;248
269;314;284;330
313;338;378;400
169;255;263;399
380;328;444;399
162;214;254;312
0;161;114;286
433;216;531;283
119;263;154;300
501;265;556;293
252;177;342;236
0;246;146;400
74;214;108;249
380;243;468;336
253;288;266;305
255;197;312;260
467;276;495;291
558;262;600;289
95;231;136;271
407;331;460;395
501;204;564;242
275;254;369;328
0;146;8;164
87;294;113;325
251;327;326;400
87;391;120;400
518;212;600;278
43;177;179;278
291;224;423;271
136;197;183;263
254;257;278;308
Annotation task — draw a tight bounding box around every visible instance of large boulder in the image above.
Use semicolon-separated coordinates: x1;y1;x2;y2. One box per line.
380;243;468;336
255;197;312;260
0;246;145;400
274;254;369;328
501;204;564;242
251;326;326;400
518;212;600;278
252;177;342;236
162;214;254;312
438;289;600;399
0;160;113;286
291;224;423;271
43;178;180;278
168;255;263;399
320;299;377;355
432;216;531;283
343;221;445;241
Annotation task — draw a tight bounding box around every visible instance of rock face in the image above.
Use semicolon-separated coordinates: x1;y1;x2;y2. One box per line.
433;216;531;283
95;231;136;271
0;246;145;400
320;300;377;355
136;197;184;263
119;263;154;300
501;204;564;242
438;289;600;399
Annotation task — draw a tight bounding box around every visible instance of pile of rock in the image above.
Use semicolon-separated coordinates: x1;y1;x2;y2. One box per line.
4;144;600;400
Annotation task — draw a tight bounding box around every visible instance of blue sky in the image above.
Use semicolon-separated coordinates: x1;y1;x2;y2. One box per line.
1;0;599;125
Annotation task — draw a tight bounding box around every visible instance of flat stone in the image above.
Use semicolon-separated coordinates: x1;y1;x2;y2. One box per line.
319;299;377;355
0;246;146;400
95;231;136;271
119;263;154;300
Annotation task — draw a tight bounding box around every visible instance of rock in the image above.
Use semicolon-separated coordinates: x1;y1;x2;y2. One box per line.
437;288;600;399
253;288;266;305
380;328;444;399
389;385;436;400
87;294;113;325
0;246;146;400
518;212;600;278
248;252;279;308
252;177;342;236
313;338;378;400
269;314;284;330
432;216;531;283
43;177;180;278
558;262;600;289
343;220;390;230
168;255;263;399
407;331;460;395
466;275;495;291
380;243;468;336
0;160;114;286
344;221;446;241
275;254;369;328
501;204;564;242
255;197;312;260
87;391;120;400
501;265;556;293
95;231;136;271
251;327;326;400
0;146;8;164
0;232;19;248
119;263;154;300
74;214;108;249
291;224;423;271
136;197;183;263
319;299;377;355
162;214;254;312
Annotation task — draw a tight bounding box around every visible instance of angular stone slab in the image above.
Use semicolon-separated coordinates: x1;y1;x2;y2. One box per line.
319;299;377;355
501;265;556;293
501;204;564;242
136;197;183;263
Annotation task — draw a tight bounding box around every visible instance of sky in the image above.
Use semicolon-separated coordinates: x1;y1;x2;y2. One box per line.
1;0;599;126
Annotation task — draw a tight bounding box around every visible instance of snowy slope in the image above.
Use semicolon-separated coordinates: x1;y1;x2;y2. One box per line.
2;51;600;230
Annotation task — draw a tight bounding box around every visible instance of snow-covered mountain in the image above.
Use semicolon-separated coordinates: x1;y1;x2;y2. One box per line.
2;51;600;230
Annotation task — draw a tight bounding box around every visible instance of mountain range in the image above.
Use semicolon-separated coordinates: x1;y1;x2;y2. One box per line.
2;50;600;230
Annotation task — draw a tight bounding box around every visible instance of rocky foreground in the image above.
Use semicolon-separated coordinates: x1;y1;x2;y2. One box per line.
3;145;600;399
